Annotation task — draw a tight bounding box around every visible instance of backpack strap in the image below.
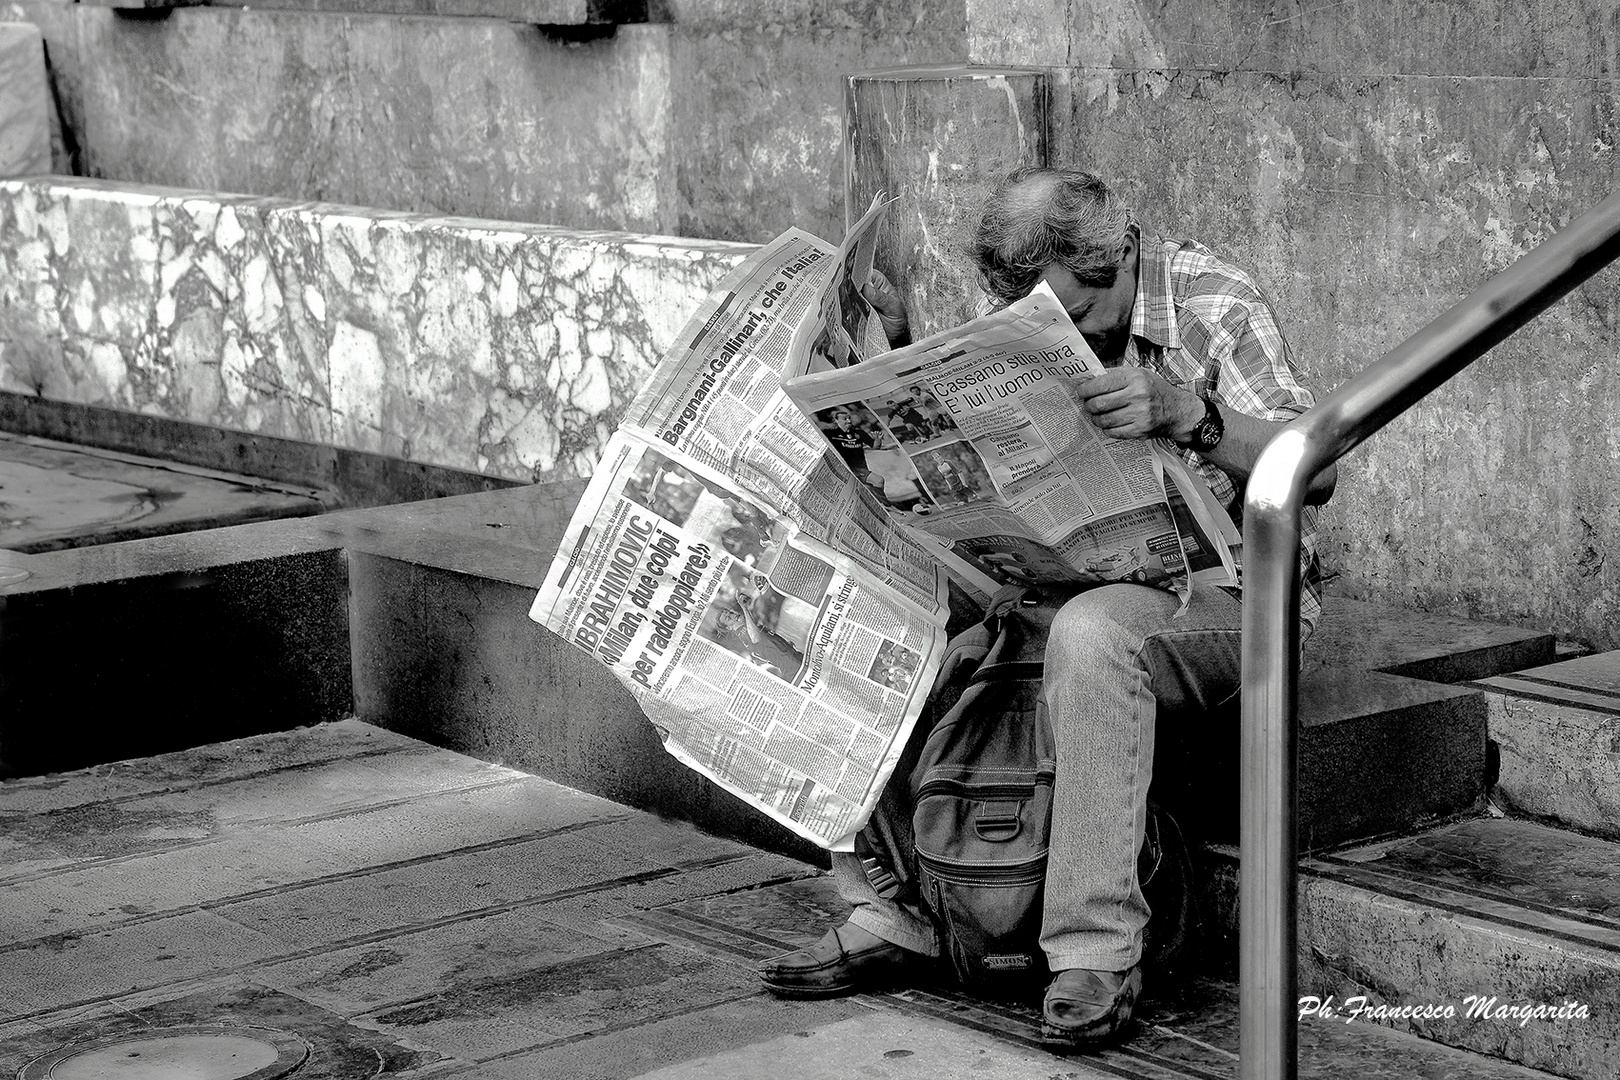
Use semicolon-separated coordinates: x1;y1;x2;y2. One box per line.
967;660;1045;685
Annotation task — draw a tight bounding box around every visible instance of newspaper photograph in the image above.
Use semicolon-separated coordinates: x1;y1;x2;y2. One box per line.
531;429;945;849
783;285;1239;600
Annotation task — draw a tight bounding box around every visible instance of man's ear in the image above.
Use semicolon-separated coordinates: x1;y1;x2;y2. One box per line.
1118;228;1139;273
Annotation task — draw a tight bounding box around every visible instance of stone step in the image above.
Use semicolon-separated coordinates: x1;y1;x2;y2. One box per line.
1308;596;1556;686
1290;815;1620;1079
0;720;1568;1080
1;479;1552;859
1171;595;1556;851
0;430;328;553
1155;665;1489;852
1471;651;1620;839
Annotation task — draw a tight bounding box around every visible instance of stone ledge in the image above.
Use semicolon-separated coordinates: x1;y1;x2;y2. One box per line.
0;479;1534;860
1309;596;1556;684
0;390;525;509
1473;651;1620;839
0;176;754;485
0;546;353;777
1298;817;1620;1080
0;429;329;553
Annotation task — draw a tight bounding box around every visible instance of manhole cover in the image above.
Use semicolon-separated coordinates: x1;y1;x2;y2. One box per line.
17;1026;309;1080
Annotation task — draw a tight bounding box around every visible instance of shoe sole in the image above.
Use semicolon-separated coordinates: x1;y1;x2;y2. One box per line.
758;977;866;1000
759;961;919;1000
1038;1012;1133;1051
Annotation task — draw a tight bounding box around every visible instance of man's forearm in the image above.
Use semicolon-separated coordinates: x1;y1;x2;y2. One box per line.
1168;391;1336;506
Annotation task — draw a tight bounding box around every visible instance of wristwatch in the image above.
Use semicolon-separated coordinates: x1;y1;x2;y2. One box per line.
1176;397;1224;454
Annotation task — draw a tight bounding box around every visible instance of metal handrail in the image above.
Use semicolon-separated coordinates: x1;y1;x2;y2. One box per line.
1237;189;1620;1080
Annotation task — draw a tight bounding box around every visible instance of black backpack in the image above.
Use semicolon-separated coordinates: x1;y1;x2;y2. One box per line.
854;585;1196;997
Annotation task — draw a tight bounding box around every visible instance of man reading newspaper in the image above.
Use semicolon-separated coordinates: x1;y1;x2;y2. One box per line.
759;167;1337;1048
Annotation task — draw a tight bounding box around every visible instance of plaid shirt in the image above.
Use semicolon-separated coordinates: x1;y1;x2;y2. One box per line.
1125;237;1324;630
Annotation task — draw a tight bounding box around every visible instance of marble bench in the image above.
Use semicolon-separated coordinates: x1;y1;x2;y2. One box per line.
0;176;753;488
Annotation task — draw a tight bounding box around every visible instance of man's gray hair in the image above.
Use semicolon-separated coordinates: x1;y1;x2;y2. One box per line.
973;167;1139;304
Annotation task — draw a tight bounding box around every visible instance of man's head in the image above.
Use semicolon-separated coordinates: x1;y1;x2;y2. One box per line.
974;167;1140;361
831;407;854;430
712;604;747;640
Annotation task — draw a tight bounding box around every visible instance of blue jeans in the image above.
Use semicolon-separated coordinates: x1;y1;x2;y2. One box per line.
833;582;1244;971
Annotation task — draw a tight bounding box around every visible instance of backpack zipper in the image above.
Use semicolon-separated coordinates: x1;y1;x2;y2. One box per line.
915;775;1055;801
916;848;1047;886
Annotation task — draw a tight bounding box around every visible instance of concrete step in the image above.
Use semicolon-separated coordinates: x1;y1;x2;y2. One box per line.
1308;596;1557;686
0;721;1568;1080
0;430;328;553
0;480;1555;861
1156;665;1489;853
1294;816;1620;1079
1471;650;1620;839
338;486;1554;857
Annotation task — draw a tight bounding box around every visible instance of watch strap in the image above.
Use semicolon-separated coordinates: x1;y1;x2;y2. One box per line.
1177;397;1223;453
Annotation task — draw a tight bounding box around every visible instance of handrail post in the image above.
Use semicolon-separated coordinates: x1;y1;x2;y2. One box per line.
1239;430;1312;1080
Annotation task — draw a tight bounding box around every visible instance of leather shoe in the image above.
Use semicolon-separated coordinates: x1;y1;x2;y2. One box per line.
759;921;920;998
1040;964;1142;1048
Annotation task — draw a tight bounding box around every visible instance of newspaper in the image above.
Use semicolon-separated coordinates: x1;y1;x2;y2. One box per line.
532;197;949;852
782;285;1240;604
531;201;1238;852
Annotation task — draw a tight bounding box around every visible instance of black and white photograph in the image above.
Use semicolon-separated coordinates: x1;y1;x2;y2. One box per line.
697;566;809;684
1;5;1609;1077
911;440;997;506
866;638;921;691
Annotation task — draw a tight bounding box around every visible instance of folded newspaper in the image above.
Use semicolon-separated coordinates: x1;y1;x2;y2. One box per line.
529;199;1239;852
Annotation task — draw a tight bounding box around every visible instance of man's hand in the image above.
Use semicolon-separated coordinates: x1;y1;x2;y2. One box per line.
861;269;911;347
1078;367;1339;505
1076;367;1204;441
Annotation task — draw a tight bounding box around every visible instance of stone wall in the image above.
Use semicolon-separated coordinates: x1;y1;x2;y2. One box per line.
8;0;966;245
969;0;1620;650
0;177;753;482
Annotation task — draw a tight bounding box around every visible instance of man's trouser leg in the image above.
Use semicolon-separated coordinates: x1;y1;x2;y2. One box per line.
1038;582;1243;973
829;850;938;956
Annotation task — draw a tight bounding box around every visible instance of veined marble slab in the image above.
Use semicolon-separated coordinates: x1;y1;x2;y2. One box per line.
0;177;755;482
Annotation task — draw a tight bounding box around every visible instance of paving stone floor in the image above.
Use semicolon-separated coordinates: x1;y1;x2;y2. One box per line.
0;720;1564;1079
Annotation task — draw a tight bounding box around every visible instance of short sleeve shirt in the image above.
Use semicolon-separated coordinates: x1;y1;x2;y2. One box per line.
1124;238;1325;630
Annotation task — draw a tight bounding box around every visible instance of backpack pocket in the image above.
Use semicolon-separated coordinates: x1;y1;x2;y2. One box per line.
913;767;1054;994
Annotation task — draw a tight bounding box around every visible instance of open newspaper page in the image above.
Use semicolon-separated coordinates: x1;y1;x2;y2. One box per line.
619;227;837;475
614;204;941;615
532;210;949;852
788;194;896;372
531;429;945;851
783;285;1239;602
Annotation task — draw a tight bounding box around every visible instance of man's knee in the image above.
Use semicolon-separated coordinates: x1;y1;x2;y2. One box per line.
1047;585;1179;669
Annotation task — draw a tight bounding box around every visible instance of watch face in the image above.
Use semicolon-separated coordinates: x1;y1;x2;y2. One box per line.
1193;402;1223;451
